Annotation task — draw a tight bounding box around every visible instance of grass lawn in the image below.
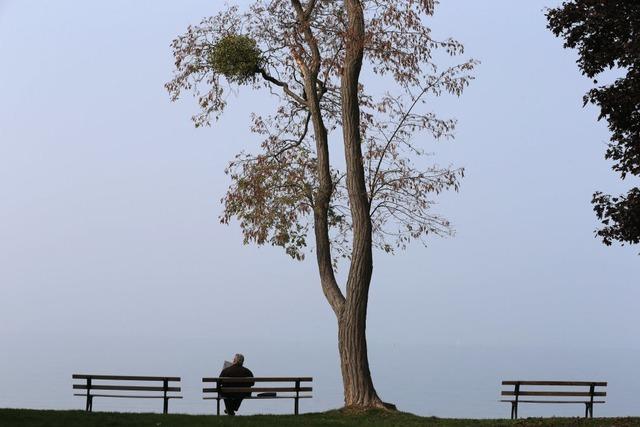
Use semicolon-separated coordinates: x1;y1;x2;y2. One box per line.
1;409;639;427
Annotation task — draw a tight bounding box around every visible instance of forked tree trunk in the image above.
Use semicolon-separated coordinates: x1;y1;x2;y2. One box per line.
294;0;393;410
336;0;390;410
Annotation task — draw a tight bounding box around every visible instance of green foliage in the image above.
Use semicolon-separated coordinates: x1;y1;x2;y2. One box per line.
593;188;640;247
547;1;640;249
208;35;262;84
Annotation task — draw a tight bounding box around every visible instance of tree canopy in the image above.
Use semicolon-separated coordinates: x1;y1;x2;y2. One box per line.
167;1;476;263
547;0;640;248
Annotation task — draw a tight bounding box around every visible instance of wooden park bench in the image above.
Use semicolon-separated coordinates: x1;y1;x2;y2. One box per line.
72;374;182;414
202;376;312;415
501;380;607;419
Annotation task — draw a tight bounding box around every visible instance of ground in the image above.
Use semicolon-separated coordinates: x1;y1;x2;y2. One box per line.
1;409;639;427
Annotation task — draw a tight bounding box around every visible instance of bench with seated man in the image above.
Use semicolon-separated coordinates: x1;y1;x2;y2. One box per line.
203;353;312;415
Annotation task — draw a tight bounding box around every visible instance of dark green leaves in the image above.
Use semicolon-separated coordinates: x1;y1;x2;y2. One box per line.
208;34;262;85
547;1;640;249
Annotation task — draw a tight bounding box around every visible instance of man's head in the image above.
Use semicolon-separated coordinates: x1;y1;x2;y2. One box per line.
233;353;245;366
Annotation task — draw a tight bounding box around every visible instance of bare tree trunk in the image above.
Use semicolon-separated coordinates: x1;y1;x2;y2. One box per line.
291;0;392;409
337;0;390;410
338;289;385;408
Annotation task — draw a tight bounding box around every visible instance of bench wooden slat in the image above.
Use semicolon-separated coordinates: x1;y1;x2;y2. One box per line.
502;381;607;387
203;377;312;382
501;400;605;404
74;394;183;399
73;374;180;382
204;396;312;400
203;387;312;393
74;385;181;392
501;391;605;397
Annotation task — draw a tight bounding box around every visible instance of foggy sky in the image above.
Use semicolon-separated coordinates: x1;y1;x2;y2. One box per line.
1;0;639;418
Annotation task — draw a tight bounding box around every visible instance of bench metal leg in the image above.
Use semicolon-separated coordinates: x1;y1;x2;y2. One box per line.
85;378;92;412
511;383;520;419
294;397;299;415
163;379;169;414
585;402;593;419
216;397;220;416
584;402;595;418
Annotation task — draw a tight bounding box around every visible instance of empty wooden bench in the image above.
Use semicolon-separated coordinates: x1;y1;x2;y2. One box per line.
202;376;312;415
72;374;182;414
501;380;607;419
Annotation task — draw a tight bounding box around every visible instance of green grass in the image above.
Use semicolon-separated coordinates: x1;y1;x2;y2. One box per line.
1;409;639;427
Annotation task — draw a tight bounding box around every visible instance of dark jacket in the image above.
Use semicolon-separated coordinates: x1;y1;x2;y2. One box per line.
219;364;255;398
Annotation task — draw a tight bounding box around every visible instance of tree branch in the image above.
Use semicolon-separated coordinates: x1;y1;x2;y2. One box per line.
290;0;345;316
259;68;308;105
367;72;449;205
273;112;312;158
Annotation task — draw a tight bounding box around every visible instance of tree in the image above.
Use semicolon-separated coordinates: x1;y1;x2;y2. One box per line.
167;0;475;408
547;1;640;248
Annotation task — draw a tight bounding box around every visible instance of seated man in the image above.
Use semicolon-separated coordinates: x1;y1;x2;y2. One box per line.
219;353;254;416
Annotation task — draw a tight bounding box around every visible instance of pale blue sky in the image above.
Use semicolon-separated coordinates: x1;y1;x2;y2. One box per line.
1;0;639;418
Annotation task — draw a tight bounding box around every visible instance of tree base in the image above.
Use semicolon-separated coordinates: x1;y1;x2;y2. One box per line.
340;401;397;413
381;402;397;411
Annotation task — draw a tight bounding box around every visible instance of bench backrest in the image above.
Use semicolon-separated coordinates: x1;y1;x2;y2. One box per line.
501;381;607;402
72;374;182;397
202;377;312;396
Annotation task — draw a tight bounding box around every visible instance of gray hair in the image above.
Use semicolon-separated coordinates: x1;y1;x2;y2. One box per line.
233;353;245;366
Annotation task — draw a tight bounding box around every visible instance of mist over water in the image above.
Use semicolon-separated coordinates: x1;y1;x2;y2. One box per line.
2;332;639;418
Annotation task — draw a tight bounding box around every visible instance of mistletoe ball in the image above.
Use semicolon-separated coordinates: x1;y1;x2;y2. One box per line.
208;35;262;84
